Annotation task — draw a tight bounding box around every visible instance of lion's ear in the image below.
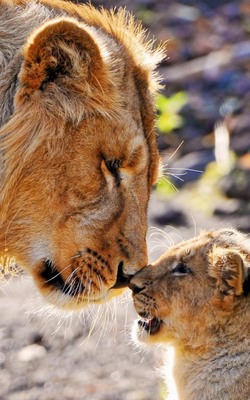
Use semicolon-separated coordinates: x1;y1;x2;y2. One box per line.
209;247;247;309
16;18;115;120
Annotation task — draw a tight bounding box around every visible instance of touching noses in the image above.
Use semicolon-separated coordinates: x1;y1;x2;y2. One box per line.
128;275;146;295
112;261;132;289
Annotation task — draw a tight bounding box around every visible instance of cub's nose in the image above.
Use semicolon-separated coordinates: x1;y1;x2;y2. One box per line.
128;276;146;295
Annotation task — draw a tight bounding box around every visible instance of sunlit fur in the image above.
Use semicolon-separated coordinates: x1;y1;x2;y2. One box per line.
0;0;164;309
132;228;250;400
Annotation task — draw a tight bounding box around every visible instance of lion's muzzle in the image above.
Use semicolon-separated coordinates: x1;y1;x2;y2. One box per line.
36;253;132;307
40;259;85;297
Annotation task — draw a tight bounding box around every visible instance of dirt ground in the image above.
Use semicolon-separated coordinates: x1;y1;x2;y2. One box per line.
0;191;240;400
0;278;163;400
0;196;169;400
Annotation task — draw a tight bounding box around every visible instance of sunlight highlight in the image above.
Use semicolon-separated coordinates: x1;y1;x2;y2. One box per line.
164;346;179;400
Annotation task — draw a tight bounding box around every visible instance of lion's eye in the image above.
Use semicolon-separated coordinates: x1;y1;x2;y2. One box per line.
171;263;192;276
105;159;122;186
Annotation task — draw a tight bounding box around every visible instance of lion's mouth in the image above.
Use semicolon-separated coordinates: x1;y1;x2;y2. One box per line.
138;317;162;334
39;258;129;298
40;259;85;296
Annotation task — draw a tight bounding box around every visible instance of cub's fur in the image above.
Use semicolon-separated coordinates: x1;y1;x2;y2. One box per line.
0;0;163;309
131;229;250;400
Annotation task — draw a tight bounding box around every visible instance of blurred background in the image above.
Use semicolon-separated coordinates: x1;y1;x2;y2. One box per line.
1;0;249;399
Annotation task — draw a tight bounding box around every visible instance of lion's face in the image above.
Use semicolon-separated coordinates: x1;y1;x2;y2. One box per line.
0;8;163;309
15;116;151;308
131;229;250;346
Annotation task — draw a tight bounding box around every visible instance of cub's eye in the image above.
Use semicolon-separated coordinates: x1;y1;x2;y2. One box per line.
171;263;192;276
105;159;122;186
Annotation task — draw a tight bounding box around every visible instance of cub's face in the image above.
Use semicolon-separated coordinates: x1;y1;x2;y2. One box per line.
131;229;250;346
1;14;162;309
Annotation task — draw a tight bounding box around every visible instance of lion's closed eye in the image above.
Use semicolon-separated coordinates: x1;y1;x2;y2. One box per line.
105;159;122;187
101;159;122;189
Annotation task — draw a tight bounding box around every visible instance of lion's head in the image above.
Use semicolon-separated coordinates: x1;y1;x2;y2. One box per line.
0;1;164;309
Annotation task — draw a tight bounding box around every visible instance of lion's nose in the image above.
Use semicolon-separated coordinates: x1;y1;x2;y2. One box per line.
112;262;132;289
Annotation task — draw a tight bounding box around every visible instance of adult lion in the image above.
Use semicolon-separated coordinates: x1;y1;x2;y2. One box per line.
0;0;163;309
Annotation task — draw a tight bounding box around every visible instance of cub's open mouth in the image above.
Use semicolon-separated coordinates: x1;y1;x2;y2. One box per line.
138;317;162;334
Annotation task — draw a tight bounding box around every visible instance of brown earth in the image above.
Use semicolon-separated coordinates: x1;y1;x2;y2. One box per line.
1;191;241;400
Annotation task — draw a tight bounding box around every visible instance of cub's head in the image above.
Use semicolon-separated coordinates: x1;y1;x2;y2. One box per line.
131;229;250;347
0;6;164;309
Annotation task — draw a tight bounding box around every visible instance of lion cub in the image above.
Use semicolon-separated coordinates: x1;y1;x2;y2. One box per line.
130;228;250;400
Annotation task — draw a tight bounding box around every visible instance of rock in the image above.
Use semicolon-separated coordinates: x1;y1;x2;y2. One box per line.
219;167;250;201
231;133;250;155
10;377;28;393
213;199;244;216
0;351;6;366
152;207;187;226
30;332;44;345
17;344;46;362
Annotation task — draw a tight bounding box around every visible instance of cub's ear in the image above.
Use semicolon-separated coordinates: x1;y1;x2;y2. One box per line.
16;18;116;120
209;246;248;309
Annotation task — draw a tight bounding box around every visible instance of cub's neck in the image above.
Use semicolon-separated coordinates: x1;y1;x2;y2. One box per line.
168;336;250;400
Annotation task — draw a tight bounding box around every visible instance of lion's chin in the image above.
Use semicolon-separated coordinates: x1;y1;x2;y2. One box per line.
39;286;126;311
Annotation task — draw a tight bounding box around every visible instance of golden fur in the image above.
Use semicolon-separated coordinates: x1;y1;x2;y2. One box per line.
0;0;164;309
131;229;250;400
